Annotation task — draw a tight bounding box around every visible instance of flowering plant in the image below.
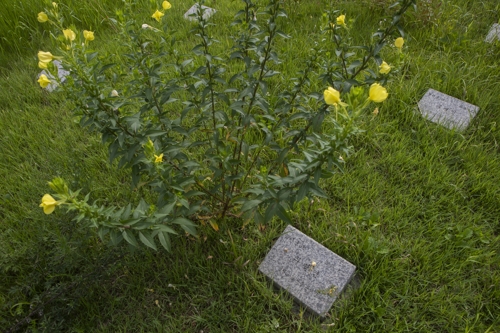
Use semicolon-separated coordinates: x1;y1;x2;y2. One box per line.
37;0;415;251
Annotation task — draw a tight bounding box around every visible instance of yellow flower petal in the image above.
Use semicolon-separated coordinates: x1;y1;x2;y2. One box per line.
63;29;76;41
369;83;388;103
37;12;48;23
83;30;95;41
152;10;164;22
39;194;58;214
38;61;48;69
162;1;172;10
336;15;346;26
379;61;391;74
395;37;404;49
38;51;54;63
41;194;57;205
324;87;341;105
37;74;51;88
43;204;56;214
154;153;164;163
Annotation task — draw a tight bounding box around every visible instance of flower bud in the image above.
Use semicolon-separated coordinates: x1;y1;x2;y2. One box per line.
63;29;76;41
324;87;341;105
395;37;404;49
162;1;172;10
83;30;94;42
379;61;391;74
37;12;48;23
48;177;69;194
368;83;388;103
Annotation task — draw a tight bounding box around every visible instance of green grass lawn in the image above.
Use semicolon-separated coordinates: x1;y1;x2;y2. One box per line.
1;0;499;332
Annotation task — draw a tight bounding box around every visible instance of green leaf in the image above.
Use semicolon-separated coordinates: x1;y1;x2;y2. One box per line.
181;59;193;68
139;231;158;250
276;30;291;39
133;199;149;217
121;204;132;219
276;204;291;224
144;130;168;138
85;52;98;62
297;181;309;202
156;224;178;234
110;230;123;246
241;199;262;212
97;227;109;241
264;202;277;222
125;113;141;132
308;183;328;198
99;63;116;74
158;201;176;215
122;229;139;247
172;217;197;235
158;231;171;252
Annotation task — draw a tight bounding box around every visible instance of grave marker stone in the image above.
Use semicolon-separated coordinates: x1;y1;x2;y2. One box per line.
485;23;500;43
417;89;479;131
184;4;216;22
258;225;356;317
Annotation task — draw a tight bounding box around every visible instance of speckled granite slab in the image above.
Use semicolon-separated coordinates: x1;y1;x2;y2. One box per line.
184;4;216;22
259;225;356;317
486;23;500;43
417;89;479;131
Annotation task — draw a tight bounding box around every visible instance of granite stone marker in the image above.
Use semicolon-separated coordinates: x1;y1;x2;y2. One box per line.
485;23;500;43
184;4;216;22
417;89;479;131
38;60;69;92
258;225;356;317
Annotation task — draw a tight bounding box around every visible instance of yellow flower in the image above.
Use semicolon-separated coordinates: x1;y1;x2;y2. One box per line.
369;83;388;103
395;37;404;49
52;2;58;8
38;51;56;63
324;87;341;105
162;1;172;10
336;15;346;26
83;30;95;41
37;12;48;23
154;153;164;163
63;29;76;41
152;10;164;22
379;61;391;74
38;61;48;69
37;74;51;88
39;194;58;214
38;51;57;62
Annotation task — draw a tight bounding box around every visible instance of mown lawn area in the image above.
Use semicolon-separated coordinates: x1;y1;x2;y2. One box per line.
1;0;499;331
